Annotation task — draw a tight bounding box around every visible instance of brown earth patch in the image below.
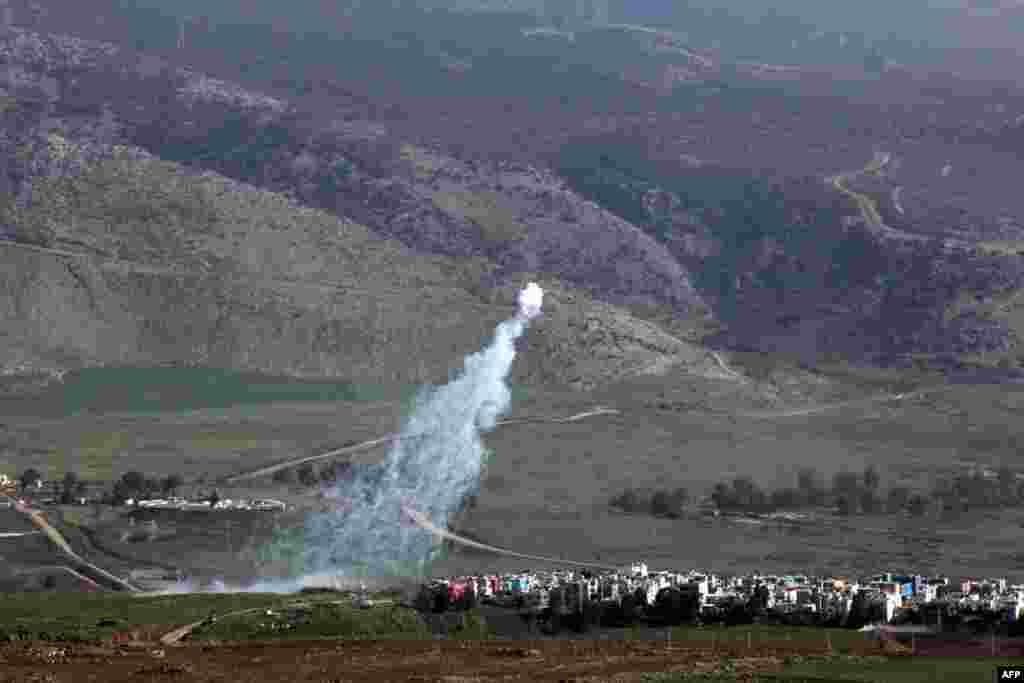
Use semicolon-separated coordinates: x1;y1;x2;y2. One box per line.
0;637;893;683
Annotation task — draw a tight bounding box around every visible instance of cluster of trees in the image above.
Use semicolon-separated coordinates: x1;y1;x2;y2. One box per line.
610;463;1024;520
927;466;1024;514
105;471;183;505
610;486;689;518
703;465;891;516
16;468;86;505
273;460;371;487
706;464;1024;518
413;582;479;614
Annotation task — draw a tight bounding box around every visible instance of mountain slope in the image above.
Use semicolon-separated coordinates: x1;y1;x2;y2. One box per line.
0;44;723;389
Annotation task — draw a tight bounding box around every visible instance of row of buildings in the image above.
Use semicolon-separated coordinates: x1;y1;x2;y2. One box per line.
429;562;1024;627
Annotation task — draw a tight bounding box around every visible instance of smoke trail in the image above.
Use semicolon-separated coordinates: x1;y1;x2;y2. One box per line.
301;283;544;580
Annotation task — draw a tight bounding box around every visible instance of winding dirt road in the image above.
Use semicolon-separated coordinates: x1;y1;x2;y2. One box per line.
827;152;925;243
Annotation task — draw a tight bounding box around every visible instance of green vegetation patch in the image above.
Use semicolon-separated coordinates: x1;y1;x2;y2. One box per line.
664;626;866;652
0;592;285;641
188;430;263;450
192;601;430;641
641;653;1004;682
54;367;401;416
773;653;1005;683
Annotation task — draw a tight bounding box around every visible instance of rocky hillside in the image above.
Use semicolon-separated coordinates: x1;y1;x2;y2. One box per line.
4;16;1024;384
0;26;706;313
0;28;725;389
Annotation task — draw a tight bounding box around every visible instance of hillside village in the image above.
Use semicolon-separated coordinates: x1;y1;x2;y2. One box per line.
423;561;1024;637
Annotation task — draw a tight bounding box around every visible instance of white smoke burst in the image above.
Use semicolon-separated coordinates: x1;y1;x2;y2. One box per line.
301;283;544;580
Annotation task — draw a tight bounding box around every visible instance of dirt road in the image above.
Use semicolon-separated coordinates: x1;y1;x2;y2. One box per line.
402;505;624;572
2;494;139;592
225;407;621;483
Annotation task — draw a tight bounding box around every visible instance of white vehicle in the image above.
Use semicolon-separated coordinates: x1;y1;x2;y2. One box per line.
253;499;287;511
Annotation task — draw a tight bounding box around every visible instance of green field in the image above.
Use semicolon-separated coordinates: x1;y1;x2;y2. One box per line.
641;653;1012;682
0;590;424;642
775;654;1013;682
0;592;285;641
662;625;868;653
193;600;431;641
2;366;535;418
58;367;399;415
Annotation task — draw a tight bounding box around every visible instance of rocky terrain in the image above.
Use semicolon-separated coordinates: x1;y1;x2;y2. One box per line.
0;25;724;390
3;2;1024;383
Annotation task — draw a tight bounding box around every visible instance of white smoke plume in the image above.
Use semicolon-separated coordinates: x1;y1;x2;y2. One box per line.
301;283;544;580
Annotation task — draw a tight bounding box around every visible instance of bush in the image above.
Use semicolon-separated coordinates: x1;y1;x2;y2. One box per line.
610;488;647;513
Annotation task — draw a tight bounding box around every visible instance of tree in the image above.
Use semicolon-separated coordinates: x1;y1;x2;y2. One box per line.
432;588;450;614
887;486;911;513
711;481;732;509
667;487;689;516
109;481;128;505
19;468;41;491
997;466;1016;506
120;471;146;496
832;471;861;497
412;584;433;613
859;489;880;514
611;488;643;512
160;474;183;497
732;476;758;508
545;587;564;634
907;493;928;517
297;463;317;486
456;584;477;611
272;467;296;484
318;465;336;484
863;465;880;493
836;494;853;516
59;472;79;505
771;487;799;509
654;586;699;626
650;490;672;517
796;467;825;505
618;592;639;626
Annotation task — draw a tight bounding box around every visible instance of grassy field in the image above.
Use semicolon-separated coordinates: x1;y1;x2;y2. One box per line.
0;589;428;642
0;591;288;641
661;626;868;653
192;600;431;641
640;653;1007;682
773;654;1013;682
